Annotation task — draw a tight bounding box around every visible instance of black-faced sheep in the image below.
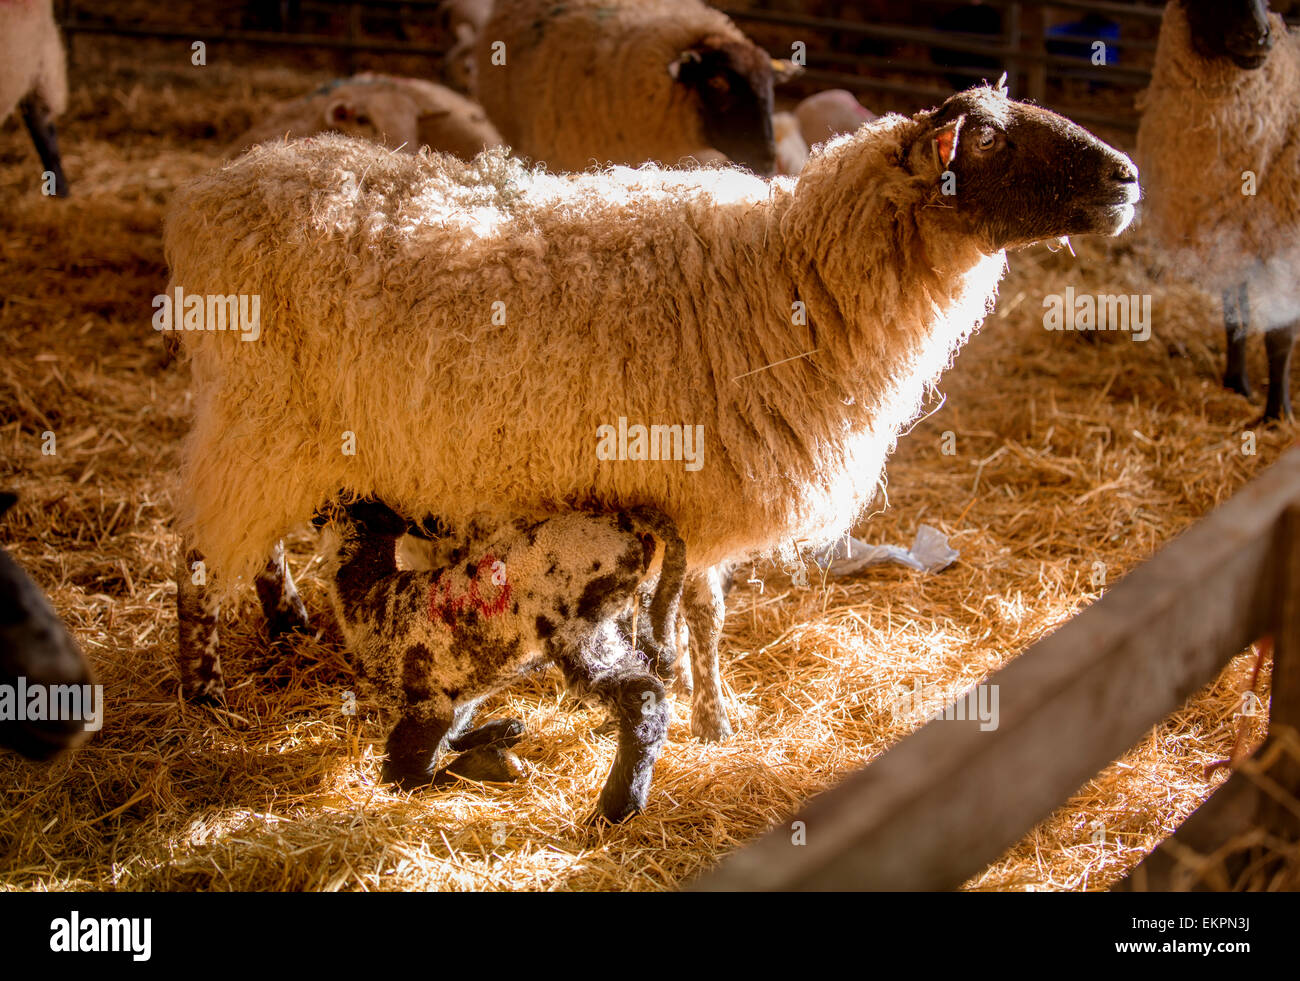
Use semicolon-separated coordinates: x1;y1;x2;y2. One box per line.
474;0;788;175
321;500;685;821
228;73;503;160
0;493;94;760
164;86;1139;743
1;0;69;196
1137;0;1300;421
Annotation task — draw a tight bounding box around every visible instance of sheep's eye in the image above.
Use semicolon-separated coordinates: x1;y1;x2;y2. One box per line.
708;76;730;93
977;132;996;151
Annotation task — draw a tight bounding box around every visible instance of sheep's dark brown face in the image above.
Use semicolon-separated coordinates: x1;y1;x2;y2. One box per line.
671;35;778;177
1181;0;1274;70
911;87;1140;252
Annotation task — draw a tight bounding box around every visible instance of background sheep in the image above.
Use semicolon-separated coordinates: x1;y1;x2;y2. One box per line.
474;0;790;174
1136;0;1300;421
322;500;685;821
228;73;503;159
773;110;808;176
0;0;68;195
795;88;876;148
438;0;493;94
165;86;1138;742
0;493;93;760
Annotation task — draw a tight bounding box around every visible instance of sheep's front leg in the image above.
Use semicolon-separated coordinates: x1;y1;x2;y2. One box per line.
1263;321;1297;423
176;543;224;704
1223;285;1252;399
684;567;732;742
253;540;311;639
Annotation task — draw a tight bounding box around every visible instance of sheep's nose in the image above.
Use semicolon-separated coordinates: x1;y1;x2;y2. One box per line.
1112;159;1138;186
1228;25;1273;57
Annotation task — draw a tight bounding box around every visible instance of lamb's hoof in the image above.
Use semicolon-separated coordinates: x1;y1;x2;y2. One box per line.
185;682;226;708
586;796;642;827
265;595;311;640
433;746;523;786
448;717;525;752
691;711;733;743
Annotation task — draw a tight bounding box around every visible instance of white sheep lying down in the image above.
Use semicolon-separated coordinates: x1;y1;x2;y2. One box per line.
165;86;1139;740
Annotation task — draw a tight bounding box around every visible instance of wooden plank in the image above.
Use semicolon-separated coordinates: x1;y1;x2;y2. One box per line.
1271;505;1300;730
695;450;1300;891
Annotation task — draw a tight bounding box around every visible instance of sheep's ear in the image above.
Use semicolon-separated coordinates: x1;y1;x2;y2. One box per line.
770;58;803;83
325;98;356;126
667;48;702;80
0;492;16;521
932;117;962;170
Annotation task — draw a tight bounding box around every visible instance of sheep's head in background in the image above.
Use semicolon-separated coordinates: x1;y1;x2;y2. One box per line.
0;493;94;761
323;89;422;151
669;34;794;177
1180;0;1274;70
906;85;1140;252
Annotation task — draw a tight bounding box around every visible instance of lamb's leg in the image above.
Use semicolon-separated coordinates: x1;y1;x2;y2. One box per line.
1262;321;1297;424
176;543;224;704
552;627;669;823
684;567;732;742
671;618;694;697
1223;285;1252;399
18;94;68;198
253;540;311;639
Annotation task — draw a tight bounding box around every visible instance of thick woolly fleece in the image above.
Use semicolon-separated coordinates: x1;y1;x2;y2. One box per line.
165;114;1005;591
475;0;762;170
1137;3;1300;322
229;74;503;159
0;0;66;122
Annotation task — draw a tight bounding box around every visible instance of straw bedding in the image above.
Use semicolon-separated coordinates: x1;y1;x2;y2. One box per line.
0;49;1293;892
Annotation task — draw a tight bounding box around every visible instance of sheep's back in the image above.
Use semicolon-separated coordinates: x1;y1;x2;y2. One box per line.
476;0;748;170
166;137;814;587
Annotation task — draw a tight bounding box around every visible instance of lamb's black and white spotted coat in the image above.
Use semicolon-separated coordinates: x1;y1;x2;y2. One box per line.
325;500;686;822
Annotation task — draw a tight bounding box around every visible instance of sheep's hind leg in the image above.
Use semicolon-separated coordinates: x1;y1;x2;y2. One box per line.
176;543;224;704
1262;322;1297;424
684;567;732;742
253;540;311;639
18;94;67;197
1223;285;1253;399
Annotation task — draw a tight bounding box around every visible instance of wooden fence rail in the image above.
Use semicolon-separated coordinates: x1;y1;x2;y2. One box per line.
695;447;1300;891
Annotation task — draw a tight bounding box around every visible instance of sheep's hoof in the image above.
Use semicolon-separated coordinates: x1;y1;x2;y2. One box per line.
1224;372;1254;401
690;712;733;743
1256;402;1296;427
448;717;525;752
433;746;523;786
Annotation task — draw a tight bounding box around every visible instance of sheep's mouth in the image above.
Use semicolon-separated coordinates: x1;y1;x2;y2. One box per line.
1230;52;1269;71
